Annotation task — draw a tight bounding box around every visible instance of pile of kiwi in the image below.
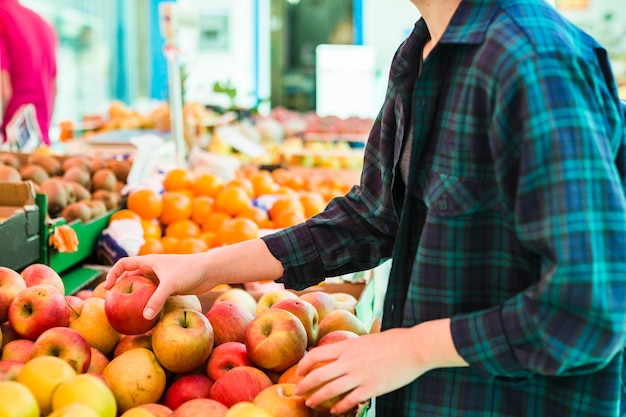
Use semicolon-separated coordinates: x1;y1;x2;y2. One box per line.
0;152;131;223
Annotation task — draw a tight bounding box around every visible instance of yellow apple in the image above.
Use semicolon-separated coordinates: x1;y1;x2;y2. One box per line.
0;380;40;417
102;347;166;413
225;401;273;417
17;355;77;415
51;373;117;417
255;289;298;315
253;383;314;417
88;347;110;374
330;292;358;314
69;297;121;356
48;403;99;417
213;288;258;316
317;309;367;341
163;294;203;314
119;408;154;417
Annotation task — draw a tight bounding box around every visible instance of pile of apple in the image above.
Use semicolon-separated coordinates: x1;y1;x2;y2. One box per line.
0;263;369;417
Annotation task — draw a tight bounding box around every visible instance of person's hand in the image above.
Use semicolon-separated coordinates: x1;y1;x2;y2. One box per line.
104;253;216;320
295;318;468;414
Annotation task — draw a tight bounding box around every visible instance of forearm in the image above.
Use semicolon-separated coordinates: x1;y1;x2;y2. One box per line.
198;238;284;285
411;318;469;371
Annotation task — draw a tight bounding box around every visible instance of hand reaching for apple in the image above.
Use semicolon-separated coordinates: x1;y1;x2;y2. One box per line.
294;318;469;415
105;239;285;320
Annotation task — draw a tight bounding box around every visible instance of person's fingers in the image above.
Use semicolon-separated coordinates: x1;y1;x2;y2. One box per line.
143;279;172;320
105;257;144;289
295;343;339;377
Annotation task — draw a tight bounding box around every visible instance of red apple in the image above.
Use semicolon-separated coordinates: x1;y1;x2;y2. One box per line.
205;341;252;381
315;329;360;347
271;298;319;347
163;373;213;410
113;332;153;357
87;347;110;374
212;288;257;316
31;326;92;373
277;363;303;385
171;398;228;417
138;403;173;417
75;289;93;300
151;309;214;374
299;291;335;322
209;366;273;408
0;360;24;381
253;382;313;417
20;263;65;295
0;322;19;349
255;289;298;315
1;339;34;362
245;309;307;372
317;309;367;341
65;295;84;322
0;266;27;323
206;301;254;345
104;275;160;335
8;284;71;340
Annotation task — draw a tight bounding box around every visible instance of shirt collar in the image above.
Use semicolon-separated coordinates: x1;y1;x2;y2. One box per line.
393;0;500;75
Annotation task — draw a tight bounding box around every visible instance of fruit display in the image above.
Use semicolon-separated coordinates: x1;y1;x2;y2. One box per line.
115;165;354;258
0;261;372;417
0;150;130;222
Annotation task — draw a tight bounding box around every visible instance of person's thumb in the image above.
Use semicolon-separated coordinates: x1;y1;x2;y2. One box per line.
143;285;169;320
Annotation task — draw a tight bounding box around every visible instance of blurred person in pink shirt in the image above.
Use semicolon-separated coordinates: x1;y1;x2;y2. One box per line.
0;0;57;145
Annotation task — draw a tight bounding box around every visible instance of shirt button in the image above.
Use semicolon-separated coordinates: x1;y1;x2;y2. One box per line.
437;198;448;211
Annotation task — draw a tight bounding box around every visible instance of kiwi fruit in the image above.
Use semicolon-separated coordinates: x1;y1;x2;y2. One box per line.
91;189;121;210
91;168;118;192
39;178;69;217
20;164;49;185
85;199;107;218
0;165;22;182
27;154;62;176
65;181;91;202
61;201;92;223
61;156;91;173
107;159;132;183
62;166;91;189
0;153;21;170
88;158;109;174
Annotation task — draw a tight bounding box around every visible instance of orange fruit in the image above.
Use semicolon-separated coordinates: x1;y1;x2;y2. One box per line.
249;171;278;197
270;168;292;185
160;236;180;254
175;237;208;254
192;172;223;197
163;168;195;191
225;177;254;198
127;188;163;220
141;219;162;239
200;232;219;249
159;191;192;225
165;219;201;239
218;218;260;245
237;206;270;228
201;211;232;234
191;195;214;225
273;209;307;229
138;237;165;255
274;186;300;198
214;186;251;216
300;192;327;218
269;196;305;221
109;209;141;225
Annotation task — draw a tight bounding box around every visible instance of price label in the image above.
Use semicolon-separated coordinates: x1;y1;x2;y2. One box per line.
6;104;42;152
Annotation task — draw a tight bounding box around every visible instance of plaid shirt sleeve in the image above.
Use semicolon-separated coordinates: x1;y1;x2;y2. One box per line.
450;34;626;378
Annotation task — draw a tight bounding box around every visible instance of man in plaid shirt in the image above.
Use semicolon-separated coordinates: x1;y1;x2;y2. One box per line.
107;0;626;415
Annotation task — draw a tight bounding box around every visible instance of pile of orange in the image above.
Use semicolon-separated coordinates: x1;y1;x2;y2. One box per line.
114;165;351;255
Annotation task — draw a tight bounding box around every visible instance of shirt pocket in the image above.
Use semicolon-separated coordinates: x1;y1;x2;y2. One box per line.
420;172;505;218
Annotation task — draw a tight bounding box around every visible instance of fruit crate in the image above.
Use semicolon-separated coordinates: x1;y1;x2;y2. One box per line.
35;192;118;276
0;181;40;271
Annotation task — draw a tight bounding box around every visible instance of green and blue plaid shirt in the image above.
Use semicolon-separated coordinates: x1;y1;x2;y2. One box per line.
263;0;626;415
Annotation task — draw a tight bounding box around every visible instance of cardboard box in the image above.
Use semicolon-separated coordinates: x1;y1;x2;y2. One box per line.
0;182;40;271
